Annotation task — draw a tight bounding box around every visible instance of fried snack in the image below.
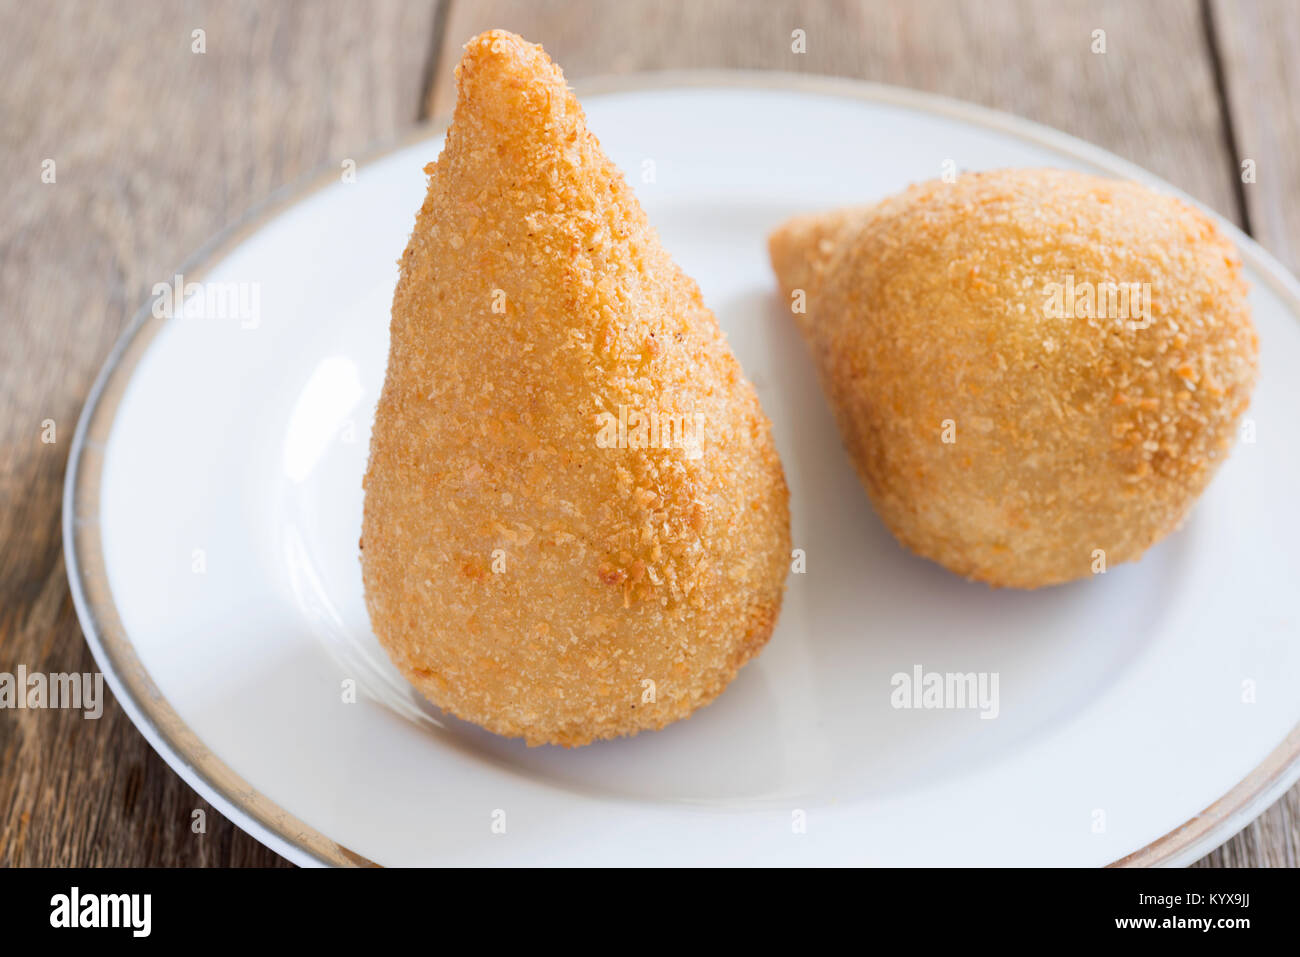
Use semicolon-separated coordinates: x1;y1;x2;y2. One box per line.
770;169;1258;588
362;31;790;746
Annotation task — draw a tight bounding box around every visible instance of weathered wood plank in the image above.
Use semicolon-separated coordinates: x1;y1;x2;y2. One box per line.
1211;0;1300;270
0;0;441;867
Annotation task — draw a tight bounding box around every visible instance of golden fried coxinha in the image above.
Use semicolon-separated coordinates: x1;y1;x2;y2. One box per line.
771;169;1258;588
362;31;790;746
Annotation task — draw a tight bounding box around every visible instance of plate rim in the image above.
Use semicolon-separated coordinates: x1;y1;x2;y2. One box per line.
63;70;1300;869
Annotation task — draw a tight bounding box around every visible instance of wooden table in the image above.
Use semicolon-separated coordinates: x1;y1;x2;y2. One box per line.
2;0;1296;867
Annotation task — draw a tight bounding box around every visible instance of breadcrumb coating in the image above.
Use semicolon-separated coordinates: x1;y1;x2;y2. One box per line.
362;31;790;745
770;169;1258;588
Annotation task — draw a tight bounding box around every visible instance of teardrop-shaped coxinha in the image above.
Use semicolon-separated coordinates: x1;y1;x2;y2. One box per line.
362;31;791;746
770;170;1258;589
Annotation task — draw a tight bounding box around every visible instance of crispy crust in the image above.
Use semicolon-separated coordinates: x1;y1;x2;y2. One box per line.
362;31;790;746
770;169;1258;588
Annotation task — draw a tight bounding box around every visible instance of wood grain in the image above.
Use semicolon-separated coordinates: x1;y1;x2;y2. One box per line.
0;0;1294;866
0;0;439;866
1211;0;1300;273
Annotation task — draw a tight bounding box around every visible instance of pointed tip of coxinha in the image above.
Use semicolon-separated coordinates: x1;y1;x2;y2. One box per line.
456;29;566;99
767;211;836;300
768;206;875;326
399;27;672;381
450;30;574;141
440;29;613;203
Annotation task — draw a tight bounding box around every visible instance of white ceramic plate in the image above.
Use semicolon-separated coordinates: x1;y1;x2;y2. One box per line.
66;75;1300;867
